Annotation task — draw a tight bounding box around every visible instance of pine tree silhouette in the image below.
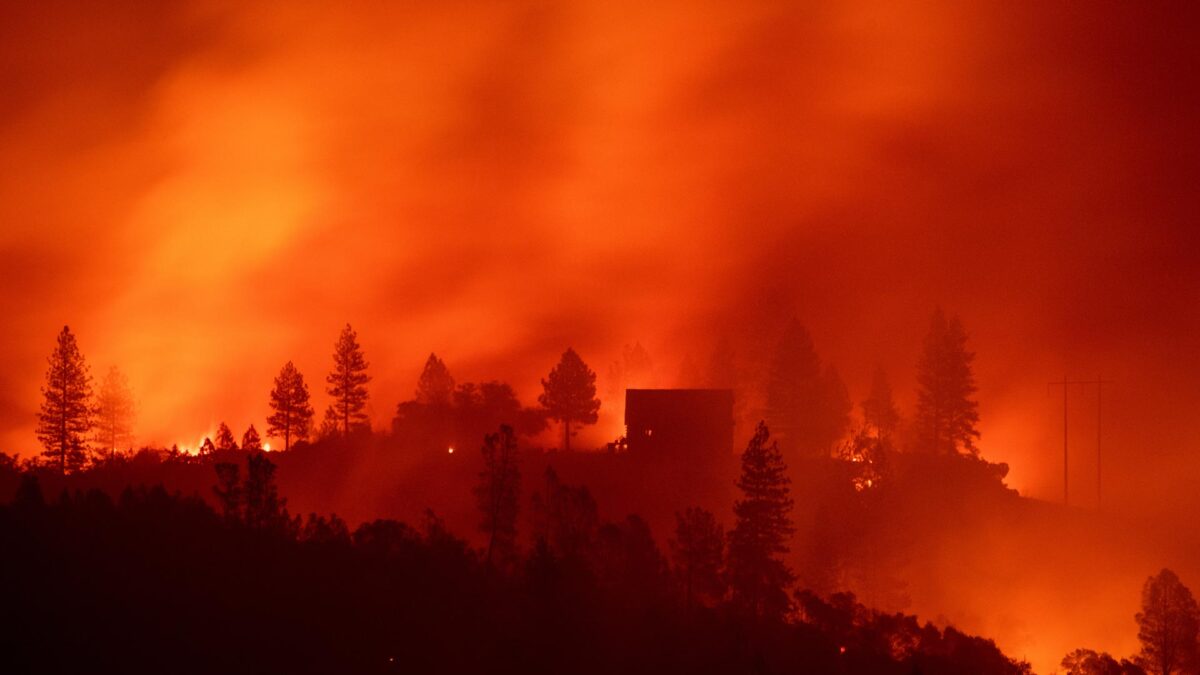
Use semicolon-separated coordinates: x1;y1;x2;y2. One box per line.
474;424;520;567
215;422;238;451
326;324;371;437
538;348;600;452
36;326;94;475
764;320;849;458
727;422;795;619
267;361;314;451
244;451;287;531
94;365;135;461
1136;569;1199;675
670;506;725;611
416;353;455;406
242;424;263;452
914;308;980;454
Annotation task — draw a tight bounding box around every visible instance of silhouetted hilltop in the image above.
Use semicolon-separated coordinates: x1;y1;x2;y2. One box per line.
0;474;1031;675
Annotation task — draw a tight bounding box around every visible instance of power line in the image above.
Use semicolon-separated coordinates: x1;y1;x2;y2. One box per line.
1094;376;1113;509
1047;377;1112;508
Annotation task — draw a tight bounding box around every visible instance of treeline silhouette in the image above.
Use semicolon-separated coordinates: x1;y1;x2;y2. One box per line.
10;310;998;597
0;463;1032;675
28;322;596;473
26;308;979;474
0;415;1022;612
7;309;1191;672
3;445;1189;674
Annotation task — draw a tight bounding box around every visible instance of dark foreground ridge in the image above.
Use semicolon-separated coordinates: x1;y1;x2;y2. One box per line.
0;472;1030;675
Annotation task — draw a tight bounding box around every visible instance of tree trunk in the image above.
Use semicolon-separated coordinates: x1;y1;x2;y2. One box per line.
563;418;571;453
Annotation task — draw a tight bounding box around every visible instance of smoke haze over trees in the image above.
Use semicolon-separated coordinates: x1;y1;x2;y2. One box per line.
1;2;1199;673
94;365;135;460
1;316;1198;672
0;0;1195;510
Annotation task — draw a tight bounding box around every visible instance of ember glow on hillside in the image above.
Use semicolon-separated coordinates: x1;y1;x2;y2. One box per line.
1;3;1198;674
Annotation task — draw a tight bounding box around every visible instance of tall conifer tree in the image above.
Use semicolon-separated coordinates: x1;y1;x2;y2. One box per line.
474;424;521;567
267;361;314;451
538;348;600;452
214;422;238;451
326;324;371;437
37;326;94;474
1136;569;1199;675
242;425;263;452
415;353;455;406
671;507;726;611
914;309;980;454
94;365;135;460
727;422;794;619
764;320;849;458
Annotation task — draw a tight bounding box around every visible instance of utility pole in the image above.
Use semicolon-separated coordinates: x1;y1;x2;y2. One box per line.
1094;376;1112;510
1049;378;1086;506
1048;377;1111;509
1064;380;1068;505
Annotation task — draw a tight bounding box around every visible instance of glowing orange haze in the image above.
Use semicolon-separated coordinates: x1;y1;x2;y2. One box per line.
1;3;1198;671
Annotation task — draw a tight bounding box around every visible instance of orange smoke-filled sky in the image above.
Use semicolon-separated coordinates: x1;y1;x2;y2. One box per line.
1;1;1197;511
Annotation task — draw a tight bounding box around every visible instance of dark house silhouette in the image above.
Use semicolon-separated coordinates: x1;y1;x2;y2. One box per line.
625;389;735;460
617;388;738;532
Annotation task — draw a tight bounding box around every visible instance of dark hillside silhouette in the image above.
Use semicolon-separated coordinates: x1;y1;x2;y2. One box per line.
1;0;1198;670
5;325;1190;674
0;465;1035;675
1;395;1183;675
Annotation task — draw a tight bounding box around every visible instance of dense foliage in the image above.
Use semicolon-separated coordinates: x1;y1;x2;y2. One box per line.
0;472;1031;675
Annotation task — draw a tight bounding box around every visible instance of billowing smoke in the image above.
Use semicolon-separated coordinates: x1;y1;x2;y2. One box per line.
1;3;1198;670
